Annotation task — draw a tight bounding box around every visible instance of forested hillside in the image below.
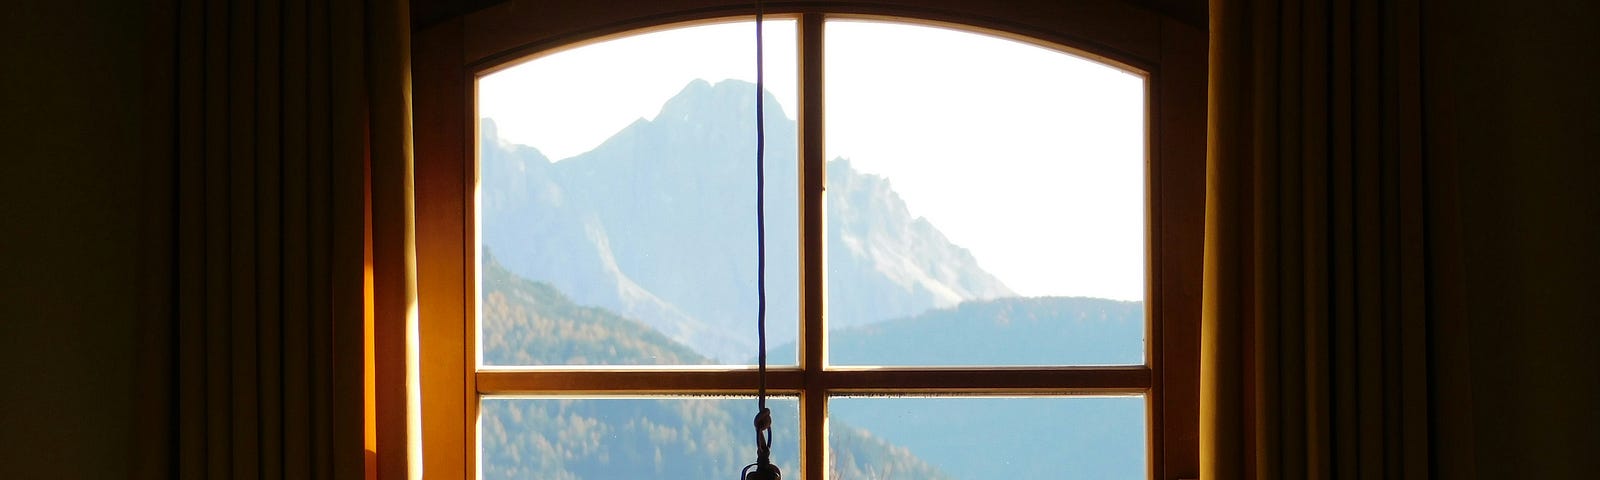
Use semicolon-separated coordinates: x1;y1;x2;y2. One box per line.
480;255;953;479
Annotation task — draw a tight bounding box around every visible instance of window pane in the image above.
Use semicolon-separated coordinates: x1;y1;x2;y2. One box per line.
828;396;1147;479
477;20;799;366
822;21;1146;366
481;397;800;479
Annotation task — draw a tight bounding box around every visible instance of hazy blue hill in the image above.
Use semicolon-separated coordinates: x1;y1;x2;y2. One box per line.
768;296;1146;479
827;296;1144;366
830;396;1147;480
480;79;1011;362
480;254;953;479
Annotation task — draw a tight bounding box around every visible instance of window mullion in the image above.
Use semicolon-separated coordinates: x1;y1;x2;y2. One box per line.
472;367;1151;396
797;12;827;480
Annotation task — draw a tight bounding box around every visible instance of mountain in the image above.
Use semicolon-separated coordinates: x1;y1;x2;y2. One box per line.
481;249;1144;479
480;79;1011;362
479;116;747;361
826;158;1015;328
787;296;1147;479
479;255;953;479
481;253;1143;479
816;295;1144;366
481;249;709;366
829;396;1148;479
479;78;1145;479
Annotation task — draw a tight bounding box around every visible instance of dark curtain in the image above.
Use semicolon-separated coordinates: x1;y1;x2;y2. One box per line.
136;0;418;478
1200;0;1476;478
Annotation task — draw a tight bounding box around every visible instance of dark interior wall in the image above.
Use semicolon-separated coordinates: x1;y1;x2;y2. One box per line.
1426;0;1600;477
410;0;1208;33
0;0;146;477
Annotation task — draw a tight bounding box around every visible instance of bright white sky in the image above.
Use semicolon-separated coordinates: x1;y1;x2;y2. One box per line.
478;19;1146;301
479;20;799;161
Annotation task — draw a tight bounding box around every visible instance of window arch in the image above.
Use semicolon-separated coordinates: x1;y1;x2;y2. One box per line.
414;3;1204;479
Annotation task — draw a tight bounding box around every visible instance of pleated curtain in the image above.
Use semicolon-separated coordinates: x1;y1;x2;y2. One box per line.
136;0;418;479
1201;0;1477;478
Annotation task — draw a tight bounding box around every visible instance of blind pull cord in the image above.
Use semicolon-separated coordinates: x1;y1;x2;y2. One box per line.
741;1;780;479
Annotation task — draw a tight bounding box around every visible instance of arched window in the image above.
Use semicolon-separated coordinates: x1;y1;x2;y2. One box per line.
415;4;1204;479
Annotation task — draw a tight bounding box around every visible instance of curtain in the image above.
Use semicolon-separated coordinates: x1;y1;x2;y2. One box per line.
1201;0;1477;478
136;0;418;478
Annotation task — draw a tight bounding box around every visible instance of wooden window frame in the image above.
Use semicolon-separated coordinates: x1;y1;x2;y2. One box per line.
413;2;1205;479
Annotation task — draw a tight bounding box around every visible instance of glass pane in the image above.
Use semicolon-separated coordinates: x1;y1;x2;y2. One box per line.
482;397;800;479
828;396;1147;479
477;21;799;366
822;21;1146;366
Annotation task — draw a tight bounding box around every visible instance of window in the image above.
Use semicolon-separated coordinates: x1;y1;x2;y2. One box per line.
414;5;1203;480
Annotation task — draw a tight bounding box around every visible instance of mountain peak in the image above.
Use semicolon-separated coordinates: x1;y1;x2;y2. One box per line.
481;116;500;140
479;117;550;163
656;78;789;125
483;77;1007;358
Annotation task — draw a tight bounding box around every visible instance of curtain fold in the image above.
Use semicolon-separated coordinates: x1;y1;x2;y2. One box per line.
137;0;416;478
1201;0;1475;477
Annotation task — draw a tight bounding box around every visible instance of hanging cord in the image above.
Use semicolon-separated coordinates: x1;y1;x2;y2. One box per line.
754;0;768;419
743;2;780;480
